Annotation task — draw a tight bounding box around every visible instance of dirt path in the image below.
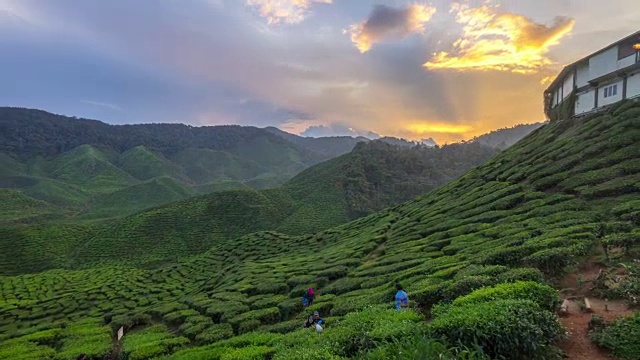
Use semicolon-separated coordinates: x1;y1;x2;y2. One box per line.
556;256;635;360
557;298;633;360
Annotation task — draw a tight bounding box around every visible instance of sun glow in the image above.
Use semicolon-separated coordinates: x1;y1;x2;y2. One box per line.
407;123;473;134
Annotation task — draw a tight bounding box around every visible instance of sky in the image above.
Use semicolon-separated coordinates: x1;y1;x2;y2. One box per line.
0;0;638;142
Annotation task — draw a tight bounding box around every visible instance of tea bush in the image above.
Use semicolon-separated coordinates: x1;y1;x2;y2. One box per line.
429;299;562;359
590;313;640;360
435;281;560;316
361;335;490;360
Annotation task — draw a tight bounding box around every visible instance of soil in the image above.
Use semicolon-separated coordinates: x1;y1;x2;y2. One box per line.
558;298;633;360
556;257;635;360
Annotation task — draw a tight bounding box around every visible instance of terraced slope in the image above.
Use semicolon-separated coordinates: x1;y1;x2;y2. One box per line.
0;101;638;359
0;140;498;274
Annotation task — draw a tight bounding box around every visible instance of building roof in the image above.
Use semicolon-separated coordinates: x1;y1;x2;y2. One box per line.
544;30;640;94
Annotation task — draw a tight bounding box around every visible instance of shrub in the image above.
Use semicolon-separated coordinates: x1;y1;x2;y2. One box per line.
238;319;262;335
438;281;560;314
590;313;640;360
286;275;315;288
315;306;425;358
163;309;200;325
317;266;348;280
428;300;562;359
523;247;578;274
123;325;189;360
277;298;302;320
454;265;509;279
496;267;545;284
603;233;640;253
322;277;363;295
274;306;425;360
479;246;532;267
361;335;490;360
442;276;496;303
194;324;234;344
220;345;276;360
228;307;281;328
207;303;250;323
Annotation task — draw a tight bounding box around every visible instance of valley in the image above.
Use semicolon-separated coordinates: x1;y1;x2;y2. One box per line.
0;100;638;359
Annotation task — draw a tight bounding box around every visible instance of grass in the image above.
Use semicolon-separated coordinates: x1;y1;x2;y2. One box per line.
0;100;638;358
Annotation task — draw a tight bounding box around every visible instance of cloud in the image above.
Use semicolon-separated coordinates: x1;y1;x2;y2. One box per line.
300;122;380;138
423;3;575;74
82;100;123;111
346;3;436;53
246;0;332;25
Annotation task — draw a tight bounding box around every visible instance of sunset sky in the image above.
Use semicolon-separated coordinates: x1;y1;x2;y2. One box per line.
1;0;638;142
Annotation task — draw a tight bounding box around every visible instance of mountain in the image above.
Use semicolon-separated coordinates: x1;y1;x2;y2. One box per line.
0;139;499;274
0;100;638;360
264;126;368;158
471;122;545;149
0;108;366;222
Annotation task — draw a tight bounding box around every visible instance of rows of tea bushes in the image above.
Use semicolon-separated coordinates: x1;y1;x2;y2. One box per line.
0;101;639;358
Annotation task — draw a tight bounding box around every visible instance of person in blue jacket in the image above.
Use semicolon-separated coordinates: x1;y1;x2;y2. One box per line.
394;283;409;309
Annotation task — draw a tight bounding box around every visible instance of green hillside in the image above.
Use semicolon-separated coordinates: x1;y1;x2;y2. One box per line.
117;146;189;183
0;101;638;359
0;139;498;273
0;108;368;223
79;177;196;220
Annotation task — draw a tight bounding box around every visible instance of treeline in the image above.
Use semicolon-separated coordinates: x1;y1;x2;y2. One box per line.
0;108;319;162
341;140;500;218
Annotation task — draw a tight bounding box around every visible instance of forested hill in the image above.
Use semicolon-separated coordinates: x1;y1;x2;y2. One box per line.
287;140;500;218
471;122;545;149
0;107;369;221
263;126;368;158
0;107;321;162
0;138;499;274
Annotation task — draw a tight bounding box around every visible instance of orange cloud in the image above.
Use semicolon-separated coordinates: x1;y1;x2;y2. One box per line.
246;0;332;25
347;4;436;53
424;3;575;73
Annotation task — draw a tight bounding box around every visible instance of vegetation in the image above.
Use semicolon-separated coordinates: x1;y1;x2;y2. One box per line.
0;138;498;273
0;100;639;359
0;107;362;223
590;313;640;360
470;122;545;149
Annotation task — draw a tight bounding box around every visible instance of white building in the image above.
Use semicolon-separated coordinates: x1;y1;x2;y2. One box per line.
545;31;640;119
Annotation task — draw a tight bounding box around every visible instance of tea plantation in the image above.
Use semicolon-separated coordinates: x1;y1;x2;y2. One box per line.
0;140;497;275
1;100;639;359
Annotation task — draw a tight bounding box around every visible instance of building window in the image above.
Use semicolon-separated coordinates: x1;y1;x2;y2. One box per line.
603;84;619;98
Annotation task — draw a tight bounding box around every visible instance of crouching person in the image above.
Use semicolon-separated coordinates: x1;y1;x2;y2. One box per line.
303;311;325;332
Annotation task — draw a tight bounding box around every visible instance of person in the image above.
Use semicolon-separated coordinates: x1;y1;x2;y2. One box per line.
302;287;315;308
304;311;325;329
394;283;409;309
306;287;315;307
